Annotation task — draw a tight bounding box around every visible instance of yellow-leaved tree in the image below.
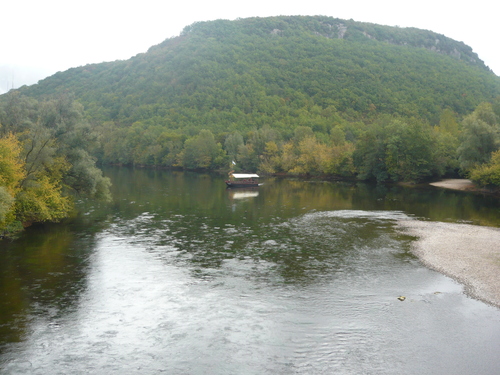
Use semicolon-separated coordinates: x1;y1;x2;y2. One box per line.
0;133;25;234
14;155;73;226
0;93;112;237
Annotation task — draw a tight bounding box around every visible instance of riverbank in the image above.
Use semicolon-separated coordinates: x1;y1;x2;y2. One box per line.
398;220;500;308
429;178;500;196
429;179;475;191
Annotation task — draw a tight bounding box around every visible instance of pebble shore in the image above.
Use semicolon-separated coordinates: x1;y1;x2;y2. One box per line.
398;220;500;308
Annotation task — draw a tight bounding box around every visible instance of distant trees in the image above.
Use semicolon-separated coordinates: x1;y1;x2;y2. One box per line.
224;131;244;162
67;98;500;190
457;102;500;188
384;119;436;182
352;115;454;182
457;103;499;173
178;129;226;169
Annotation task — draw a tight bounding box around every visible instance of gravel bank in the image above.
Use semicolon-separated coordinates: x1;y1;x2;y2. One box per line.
429;179;475;191
397;220;500;308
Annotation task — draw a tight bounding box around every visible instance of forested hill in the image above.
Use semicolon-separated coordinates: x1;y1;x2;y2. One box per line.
12;15;500;130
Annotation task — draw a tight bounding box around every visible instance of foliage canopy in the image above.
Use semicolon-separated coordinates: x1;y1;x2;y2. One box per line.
13;16;500;129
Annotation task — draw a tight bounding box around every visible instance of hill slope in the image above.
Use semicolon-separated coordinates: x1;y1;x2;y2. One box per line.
10;16;500;132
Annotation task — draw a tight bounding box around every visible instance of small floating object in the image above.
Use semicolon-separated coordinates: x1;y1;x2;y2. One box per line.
225;173;260;188
397;296;406;301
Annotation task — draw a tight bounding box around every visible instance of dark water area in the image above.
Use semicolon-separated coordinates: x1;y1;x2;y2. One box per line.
1;168;500;374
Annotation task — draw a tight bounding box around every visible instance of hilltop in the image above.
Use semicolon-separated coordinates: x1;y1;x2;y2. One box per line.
11;15;500;130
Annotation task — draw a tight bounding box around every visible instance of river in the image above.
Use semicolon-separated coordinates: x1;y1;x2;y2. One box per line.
1;168;500;374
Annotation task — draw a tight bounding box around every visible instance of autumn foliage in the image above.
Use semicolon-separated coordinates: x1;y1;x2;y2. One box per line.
0;95;111;237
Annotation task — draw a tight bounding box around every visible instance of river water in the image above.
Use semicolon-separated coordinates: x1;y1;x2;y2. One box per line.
1;168;500;374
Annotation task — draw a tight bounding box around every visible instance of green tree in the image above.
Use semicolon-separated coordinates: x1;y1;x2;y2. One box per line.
469;150;500;188
385;118;436;182
354;116;438;182
0;187;15;227
14;173;72;225
280;141;298;174
63;149;111;200
180;129;226;169
158;132;185;167
353;118;391;182
236;143;259;171
432;130;459;176
224;131;244;162
330;126;346;146
437;108;459;136
292;126;315;144
473;102;499;127
288;136;329;175
457;104;499;173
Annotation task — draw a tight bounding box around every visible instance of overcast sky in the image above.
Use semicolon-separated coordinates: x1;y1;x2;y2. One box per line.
1;0;499;93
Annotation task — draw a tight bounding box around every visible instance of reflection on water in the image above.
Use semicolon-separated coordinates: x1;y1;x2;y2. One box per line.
1;168;500;374
228;188;260;200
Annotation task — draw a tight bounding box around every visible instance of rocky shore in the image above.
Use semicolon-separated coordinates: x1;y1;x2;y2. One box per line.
398;220;500;308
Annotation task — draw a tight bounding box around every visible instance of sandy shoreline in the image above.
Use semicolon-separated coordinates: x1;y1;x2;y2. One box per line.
397;220;500;308
429;179;475;191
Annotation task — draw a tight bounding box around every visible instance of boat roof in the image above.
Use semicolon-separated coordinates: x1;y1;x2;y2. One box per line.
231;173;259;179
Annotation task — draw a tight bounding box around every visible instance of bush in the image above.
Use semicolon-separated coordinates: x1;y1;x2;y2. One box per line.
469;150;500;188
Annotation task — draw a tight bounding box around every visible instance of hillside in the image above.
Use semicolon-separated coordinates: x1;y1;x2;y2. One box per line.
11;16;500;132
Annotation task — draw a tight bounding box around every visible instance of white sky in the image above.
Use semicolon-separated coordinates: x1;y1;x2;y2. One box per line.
1;0;499;92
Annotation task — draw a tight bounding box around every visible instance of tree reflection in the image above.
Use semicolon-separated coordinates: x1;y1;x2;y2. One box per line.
0;225;95;348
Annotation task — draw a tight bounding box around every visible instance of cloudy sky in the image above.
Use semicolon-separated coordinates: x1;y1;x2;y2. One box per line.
1;0;499;93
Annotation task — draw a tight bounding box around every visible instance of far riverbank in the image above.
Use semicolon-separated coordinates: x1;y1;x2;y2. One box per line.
429;178;500;196
429;179;475;191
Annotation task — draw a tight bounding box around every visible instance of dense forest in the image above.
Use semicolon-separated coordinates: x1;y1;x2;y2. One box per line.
1;16;500;236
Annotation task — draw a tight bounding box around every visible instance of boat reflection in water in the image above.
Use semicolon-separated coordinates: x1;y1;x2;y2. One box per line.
227;188;259;200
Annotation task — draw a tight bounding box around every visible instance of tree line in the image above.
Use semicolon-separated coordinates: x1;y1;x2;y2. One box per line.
1;94;499;238
93;97;500;184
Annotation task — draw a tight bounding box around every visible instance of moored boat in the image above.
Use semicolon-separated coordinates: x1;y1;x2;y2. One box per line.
225;173;260;188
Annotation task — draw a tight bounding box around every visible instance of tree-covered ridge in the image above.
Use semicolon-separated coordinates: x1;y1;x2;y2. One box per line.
15;15;500;132
179;16;486;69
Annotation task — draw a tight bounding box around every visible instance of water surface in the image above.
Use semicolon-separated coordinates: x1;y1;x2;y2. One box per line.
1;168;500;374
